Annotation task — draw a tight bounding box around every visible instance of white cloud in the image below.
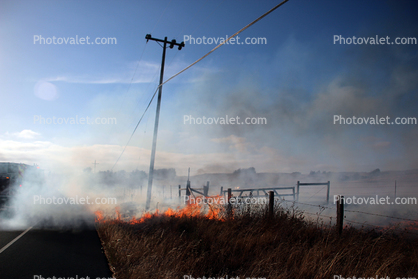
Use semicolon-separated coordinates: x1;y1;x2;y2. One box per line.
14;130;41;139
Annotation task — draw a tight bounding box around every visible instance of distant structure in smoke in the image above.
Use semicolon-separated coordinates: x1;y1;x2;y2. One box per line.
309;170;332;177
232;167;257;176
231;167;258;188
369;168;381;177
153;168;176;180
337;168;382;182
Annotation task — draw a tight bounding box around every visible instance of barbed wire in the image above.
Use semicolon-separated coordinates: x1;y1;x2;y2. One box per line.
303;212;333;219
344;209;418;223
279;199;336;210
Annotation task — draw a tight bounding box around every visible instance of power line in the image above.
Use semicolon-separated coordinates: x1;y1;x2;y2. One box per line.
115;0;173;131
126;66;161;132
115;42;148;115
111;88;159;171
110;0;290;170
161;0;290;86
126;44;148;95
111;42;150;143
176;0;226;40
175;0;210;38
151;0;173;34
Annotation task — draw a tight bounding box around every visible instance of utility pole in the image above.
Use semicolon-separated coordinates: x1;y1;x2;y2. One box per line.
92;160;99;173
145;34;185;211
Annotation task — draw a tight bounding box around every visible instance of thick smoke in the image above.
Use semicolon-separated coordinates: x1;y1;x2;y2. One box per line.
171;34;418;173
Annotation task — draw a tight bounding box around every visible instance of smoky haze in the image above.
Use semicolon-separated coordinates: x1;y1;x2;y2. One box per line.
170;32;418;173
1;161;417;232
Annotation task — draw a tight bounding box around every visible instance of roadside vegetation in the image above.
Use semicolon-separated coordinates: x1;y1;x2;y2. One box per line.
96;204;418;279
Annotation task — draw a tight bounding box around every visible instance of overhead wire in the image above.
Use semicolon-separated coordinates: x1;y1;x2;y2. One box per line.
161;0;290;86
114;0;175;140
114;42;148;118
111;0;291;169
111;88;158;171
176;0;226;40
151;0;173;34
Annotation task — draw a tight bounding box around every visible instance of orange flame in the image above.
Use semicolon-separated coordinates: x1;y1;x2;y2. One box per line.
94;210;105;223
115;206;121;221
94;195;228;224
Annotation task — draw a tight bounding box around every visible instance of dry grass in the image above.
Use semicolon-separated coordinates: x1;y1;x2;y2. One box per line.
96;205;418;279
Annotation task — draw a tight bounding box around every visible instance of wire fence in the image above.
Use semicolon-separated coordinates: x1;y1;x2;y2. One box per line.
210;185;418;237
276;193;418;236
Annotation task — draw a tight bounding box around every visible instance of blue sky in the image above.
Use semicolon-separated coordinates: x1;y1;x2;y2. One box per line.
1;0;418;174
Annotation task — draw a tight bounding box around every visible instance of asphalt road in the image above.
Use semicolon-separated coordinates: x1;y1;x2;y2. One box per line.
0;221;114;279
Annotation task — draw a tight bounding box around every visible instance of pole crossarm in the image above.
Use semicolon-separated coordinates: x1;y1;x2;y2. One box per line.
145;34;185;50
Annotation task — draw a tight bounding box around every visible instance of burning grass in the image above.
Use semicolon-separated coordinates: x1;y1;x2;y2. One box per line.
96;203;418;279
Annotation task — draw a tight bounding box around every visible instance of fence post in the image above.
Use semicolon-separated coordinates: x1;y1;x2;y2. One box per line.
269;191;274;219
296;181;300;201
227;188;232;218
204;181;209;197
327;181;330;203
178;185;181;203
186;183;191;204
336;195;344;235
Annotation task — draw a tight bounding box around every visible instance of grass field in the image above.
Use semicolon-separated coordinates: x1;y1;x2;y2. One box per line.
96;203;418;279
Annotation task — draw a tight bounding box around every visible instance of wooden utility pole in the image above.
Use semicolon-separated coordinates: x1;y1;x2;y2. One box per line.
145;34;185;211
92;160;99;173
